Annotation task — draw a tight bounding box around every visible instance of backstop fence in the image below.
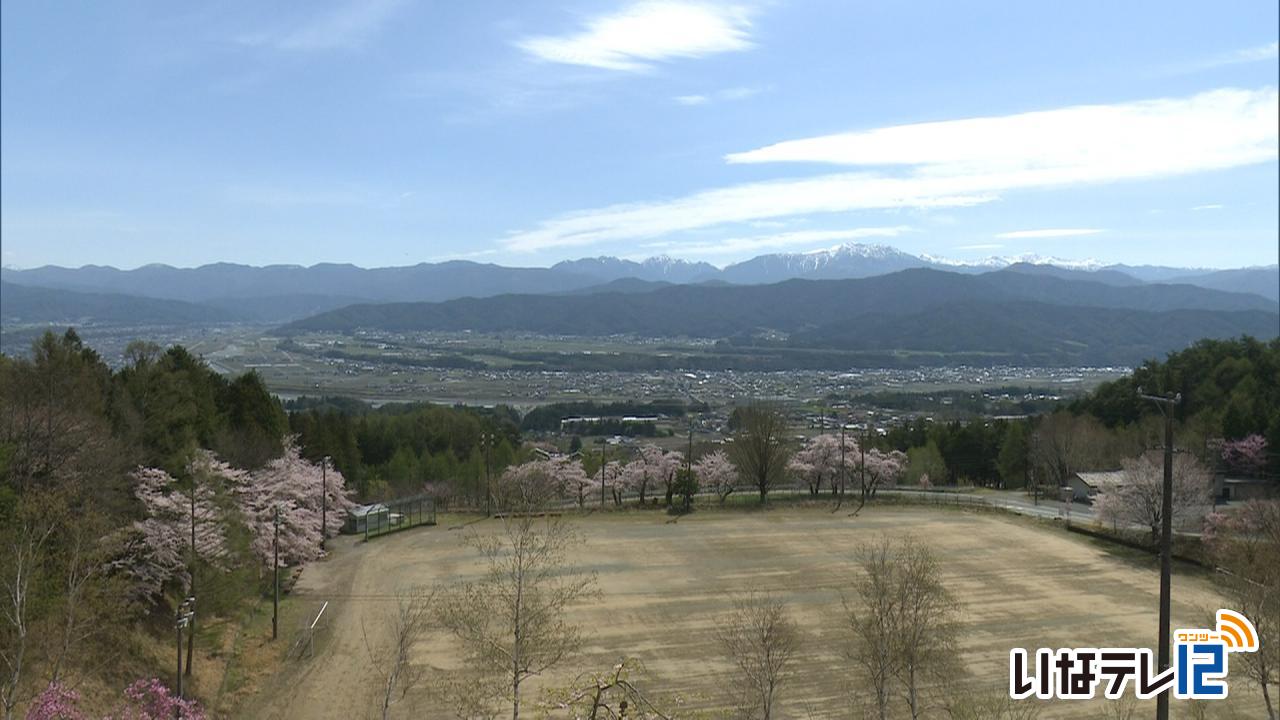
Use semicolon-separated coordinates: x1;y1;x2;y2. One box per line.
363;494;437;541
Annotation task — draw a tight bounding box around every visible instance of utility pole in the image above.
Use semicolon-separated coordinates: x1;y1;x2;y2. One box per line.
1138;387;1181;720
859;426;868;504
685;420;695;512
272;505;280;641
480;432;493;517
175;607;184;704
600;439;607;507
186;475;196;677
321;456;329;551
175;596;193;717
838;421;847;507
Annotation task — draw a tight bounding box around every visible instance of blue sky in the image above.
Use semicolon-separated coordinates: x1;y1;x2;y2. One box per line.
2;0;1277;270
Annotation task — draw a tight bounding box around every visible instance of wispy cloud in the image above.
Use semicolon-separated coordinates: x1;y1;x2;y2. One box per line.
501;88;1277;253
957;243;1003;250
995;228;1106;239
517;2;754;72
238;0;404;51
726;87;1277;172
1232;41;1280;63
502;173;991;252
674;85;765;105
1191;203;1225;211
641;226;913;258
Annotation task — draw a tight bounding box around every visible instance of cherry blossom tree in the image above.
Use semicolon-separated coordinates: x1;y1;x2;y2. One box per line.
589;460;625;507
695;450;738;505
1093;453;1214;544
788;434;856;496
642;446;684;507
619;458;650;506
120;451;246;602
554;456;592;508
236;439;354;569
497;460;556;510
1222;434;1268;478
850;449;908;515
498;457;598;510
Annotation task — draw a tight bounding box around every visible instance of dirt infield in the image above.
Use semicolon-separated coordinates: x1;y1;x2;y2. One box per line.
243;505;1265;719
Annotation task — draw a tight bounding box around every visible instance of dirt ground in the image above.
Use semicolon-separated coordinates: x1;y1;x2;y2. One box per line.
241;505;1266;719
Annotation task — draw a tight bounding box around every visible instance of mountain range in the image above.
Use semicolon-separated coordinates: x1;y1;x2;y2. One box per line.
274;267;1279;366
2;245;1275;331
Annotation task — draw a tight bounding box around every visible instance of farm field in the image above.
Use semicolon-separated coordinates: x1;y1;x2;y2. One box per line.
245;506;1265;719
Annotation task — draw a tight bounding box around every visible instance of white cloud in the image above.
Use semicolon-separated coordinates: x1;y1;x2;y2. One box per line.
674;85;765;106
719;85;763;100
1227;41;1279;64
502;173;991;252
641;226;913;257
1192;203;1225;211
501;87;1277;253
517;2;753;72
239;0;404;51
725;87;1277;174
957;243;1004;251
995;228;1106;239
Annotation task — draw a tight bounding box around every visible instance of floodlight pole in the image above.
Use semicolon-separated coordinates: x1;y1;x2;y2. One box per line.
1138;387;1180;720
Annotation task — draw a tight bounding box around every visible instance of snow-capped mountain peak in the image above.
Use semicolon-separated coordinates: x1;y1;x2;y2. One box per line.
921;252;1106;271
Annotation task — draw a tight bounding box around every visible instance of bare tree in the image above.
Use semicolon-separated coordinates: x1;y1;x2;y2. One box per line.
553;657;673;720
363;587;435;720
728;404;791;505
715;593;800;720
0;502;55;720
845;535;962;720
1204;500;1280;720
46;509;122;685
892;538;960;720
1029;412;1109;500
437;514;598;720
1094;453;1214;545
843;538;900;720
944;686;1043;720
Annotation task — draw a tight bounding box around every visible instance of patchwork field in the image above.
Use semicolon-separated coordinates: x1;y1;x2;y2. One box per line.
245;505;1265;719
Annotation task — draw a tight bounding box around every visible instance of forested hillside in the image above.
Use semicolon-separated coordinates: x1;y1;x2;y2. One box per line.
874;336;1280;489
0;330;523;716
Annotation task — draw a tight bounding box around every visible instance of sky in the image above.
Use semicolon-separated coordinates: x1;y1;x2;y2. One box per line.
1;0;1277;271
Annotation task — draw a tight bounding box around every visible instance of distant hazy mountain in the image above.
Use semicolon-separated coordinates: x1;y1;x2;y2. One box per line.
999;262;1144;286
0;261;603;304
1165;266;1279;302
551;255;717;283
3;244;1274;307
279;268;1278;365
1;281;240;325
